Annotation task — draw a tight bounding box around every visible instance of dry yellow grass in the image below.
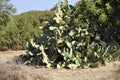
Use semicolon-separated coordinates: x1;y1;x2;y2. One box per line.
0;51;120;80
0;62;47;80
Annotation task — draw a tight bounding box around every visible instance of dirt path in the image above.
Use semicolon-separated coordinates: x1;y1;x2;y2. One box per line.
0;51;120;80
0;51;26;62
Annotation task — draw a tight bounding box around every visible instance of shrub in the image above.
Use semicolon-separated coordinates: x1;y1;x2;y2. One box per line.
0;10;54;50
21;0;116;69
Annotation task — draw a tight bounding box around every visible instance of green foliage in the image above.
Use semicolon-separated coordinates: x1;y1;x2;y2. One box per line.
0;10;54;50
21;0;118;69
0;0;16;26
15;10;54;27
75;0;120;44
75;0;120;60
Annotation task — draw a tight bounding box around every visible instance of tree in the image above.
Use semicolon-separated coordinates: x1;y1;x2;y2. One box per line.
75;0;120;44
0;0;16;26
75;0;120;60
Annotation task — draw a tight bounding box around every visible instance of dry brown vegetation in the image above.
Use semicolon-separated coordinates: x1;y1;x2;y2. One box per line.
0;62;47;80
0;51;120;80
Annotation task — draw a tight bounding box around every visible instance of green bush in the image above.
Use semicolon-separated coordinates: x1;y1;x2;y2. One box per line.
21;0;119;69
75;0;120;45
75;0;120;60
0;10;54;50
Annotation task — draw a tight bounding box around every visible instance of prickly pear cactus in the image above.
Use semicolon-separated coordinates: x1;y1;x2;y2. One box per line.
21;0;112;69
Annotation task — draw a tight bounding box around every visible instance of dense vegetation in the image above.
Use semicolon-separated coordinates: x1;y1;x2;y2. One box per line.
0;0;16;27
0;0;120;69
0;10;54;50
21;0;120;69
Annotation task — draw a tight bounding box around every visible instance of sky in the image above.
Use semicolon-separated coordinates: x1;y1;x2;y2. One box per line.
10;0;78;14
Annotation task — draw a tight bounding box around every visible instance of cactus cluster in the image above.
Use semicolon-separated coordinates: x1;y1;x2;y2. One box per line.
21;0;112;69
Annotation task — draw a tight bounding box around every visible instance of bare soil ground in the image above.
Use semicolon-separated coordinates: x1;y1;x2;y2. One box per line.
0;51;120;80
